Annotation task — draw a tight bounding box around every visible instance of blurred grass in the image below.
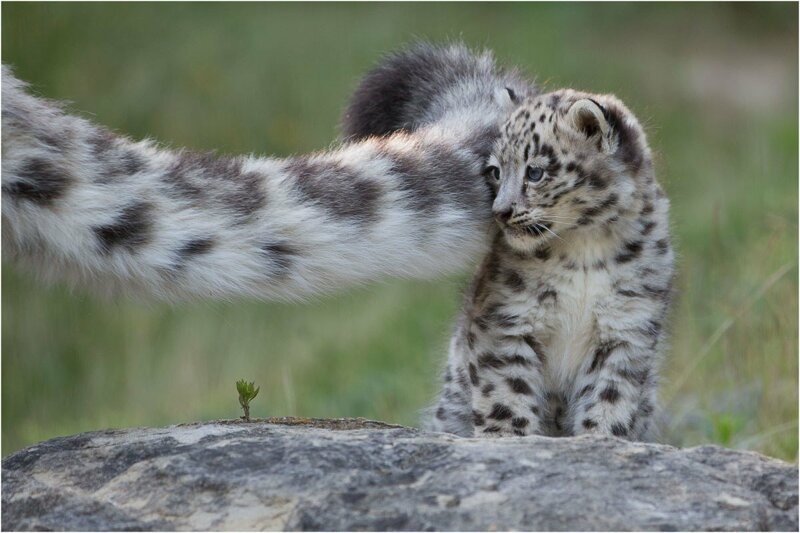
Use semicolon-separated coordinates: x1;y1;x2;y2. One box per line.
2;2;797;460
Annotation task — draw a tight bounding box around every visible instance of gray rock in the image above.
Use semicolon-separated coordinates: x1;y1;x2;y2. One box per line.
2;417;797;531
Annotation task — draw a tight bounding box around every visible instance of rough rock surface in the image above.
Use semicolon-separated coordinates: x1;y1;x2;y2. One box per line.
2;417;797;531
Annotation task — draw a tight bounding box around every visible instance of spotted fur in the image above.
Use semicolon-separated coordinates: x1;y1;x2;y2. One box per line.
2;53;526;302
428;89;675;440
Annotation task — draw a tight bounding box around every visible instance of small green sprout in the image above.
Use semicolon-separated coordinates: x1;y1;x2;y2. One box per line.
236;379;260;422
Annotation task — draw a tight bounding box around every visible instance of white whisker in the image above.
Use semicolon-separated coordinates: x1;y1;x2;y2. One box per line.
539;224;565;242
538;215;578;221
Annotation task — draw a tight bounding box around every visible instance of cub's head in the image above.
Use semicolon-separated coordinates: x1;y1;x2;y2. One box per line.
485;89;652;253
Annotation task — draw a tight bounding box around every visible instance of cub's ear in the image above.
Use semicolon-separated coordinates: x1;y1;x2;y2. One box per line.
567;98;612;153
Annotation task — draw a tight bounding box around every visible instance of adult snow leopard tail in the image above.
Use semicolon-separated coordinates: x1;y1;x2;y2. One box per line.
342;41;537;140
2;65;502;302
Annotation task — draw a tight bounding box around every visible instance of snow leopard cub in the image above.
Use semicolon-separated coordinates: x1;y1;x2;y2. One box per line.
430;89;674;440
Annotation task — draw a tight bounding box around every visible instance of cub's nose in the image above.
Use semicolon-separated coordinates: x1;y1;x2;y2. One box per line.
493;207;513;224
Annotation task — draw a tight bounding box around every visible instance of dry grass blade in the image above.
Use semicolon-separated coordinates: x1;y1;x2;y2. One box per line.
734;420;799;451
667;262;794;407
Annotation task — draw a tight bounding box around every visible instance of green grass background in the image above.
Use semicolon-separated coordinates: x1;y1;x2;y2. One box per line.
2;2;797;460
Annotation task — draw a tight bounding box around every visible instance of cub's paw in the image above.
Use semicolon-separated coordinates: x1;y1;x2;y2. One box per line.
474;425;530;438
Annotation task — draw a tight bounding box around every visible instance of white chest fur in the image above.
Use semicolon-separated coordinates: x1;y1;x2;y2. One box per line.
516;232;620;393
541;266;611;391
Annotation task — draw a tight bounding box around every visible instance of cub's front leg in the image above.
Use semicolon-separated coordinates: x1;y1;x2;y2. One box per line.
466;326;548;437
571;318;663;440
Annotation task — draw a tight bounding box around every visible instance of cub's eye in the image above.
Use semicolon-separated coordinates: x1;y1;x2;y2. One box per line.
484;165;500;182
526;166;544;183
